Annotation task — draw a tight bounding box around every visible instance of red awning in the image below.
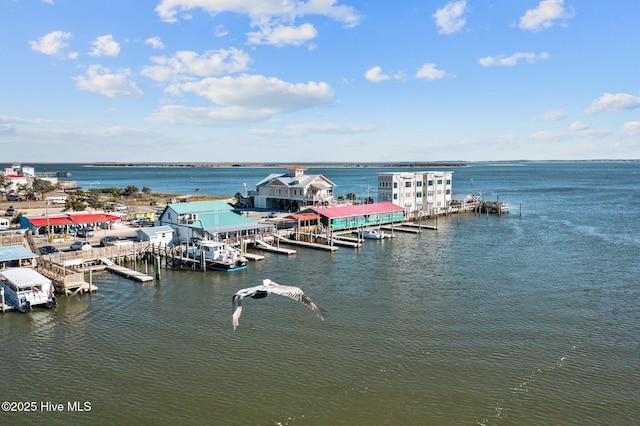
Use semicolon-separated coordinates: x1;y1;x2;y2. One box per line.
69;213;108;223
28;213;123;227
29;217;74;226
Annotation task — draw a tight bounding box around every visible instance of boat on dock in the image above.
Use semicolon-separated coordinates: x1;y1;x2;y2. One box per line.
0;268;57;312
186;238;248;272
361;228;385;240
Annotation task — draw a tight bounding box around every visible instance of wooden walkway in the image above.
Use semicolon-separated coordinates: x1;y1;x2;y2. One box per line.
275;235;339;252
100;258;153;282
253;239;297;255
380;225;421;234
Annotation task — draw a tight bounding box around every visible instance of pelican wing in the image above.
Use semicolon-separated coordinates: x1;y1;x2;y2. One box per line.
232;294;243;330
231;279;326;329
263;279;327;320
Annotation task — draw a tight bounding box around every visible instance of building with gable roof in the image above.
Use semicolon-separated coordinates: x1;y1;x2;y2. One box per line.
251;166;336;211
157;200;273;243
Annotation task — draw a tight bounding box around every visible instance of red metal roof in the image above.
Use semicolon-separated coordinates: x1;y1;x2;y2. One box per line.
28;213;122;227
308;202;404;219
29;217;74;226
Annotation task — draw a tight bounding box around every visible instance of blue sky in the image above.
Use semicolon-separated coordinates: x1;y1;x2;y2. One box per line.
1;0;639;162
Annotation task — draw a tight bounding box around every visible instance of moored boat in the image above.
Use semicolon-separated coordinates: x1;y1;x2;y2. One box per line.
0;268;57;312
361;228;385;240
186;238;248;272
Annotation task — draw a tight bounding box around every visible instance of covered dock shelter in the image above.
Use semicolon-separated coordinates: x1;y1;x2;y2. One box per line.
0;245;39;268
20;212;124;238
300;202;405;232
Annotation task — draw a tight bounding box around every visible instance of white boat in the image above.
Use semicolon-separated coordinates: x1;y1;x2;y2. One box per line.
0;268;57;312
186;238;248;272
361;228;385;240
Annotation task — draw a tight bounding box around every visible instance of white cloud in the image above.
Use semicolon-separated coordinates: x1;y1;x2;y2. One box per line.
89;35;120;57
247;23;317;46
145;37;164;50
433;1;468;35
154;0;362;48
365;66;390;83
174;74;334;112
147;105;275;126
249;122;377;138
214;25;229;37
519;0;575;32
619;121;640;137
584;92;640;115
415;63;446;80
29;30;73;56
569;121;588;131
534;109;566;121
478;52;549;67
140;48;251;82
74;65;143;98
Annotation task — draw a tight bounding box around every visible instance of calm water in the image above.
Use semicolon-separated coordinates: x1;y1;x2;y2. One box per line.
1;161;639;425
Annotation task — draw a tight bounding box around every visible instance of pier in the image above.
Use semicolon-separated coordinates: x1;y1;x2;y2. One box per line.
253;239;296;255
100;258;153;282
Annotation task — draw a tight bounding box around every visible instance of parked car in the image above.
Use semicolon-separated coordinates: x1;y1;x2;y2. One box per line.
131;217;153;227
5;206;15;216
100;236;133;247
6;194;19;201
70;241;92;251
76;228;95;238
38;245;59;255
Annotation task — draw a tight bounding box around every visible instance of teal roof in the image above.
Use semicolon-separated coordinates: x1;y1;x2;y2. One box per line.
168;200;232;214
0;245;38;262
167;201;272;233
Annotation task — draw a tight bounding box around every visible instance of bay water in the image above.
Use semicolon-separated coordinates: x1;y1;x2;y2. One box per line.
1;161;638;425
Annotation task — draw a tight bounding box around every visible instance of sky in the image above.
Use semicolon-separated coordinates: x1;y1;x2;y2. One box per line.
1;0;639;163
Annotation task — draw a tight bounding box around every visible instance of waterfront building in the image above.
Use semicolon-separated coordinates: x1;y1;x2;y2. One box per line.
20;212;123;237
136;226;174;246
157;200;272;243
377;171;453;216
251;166;336;211
300;202;405;233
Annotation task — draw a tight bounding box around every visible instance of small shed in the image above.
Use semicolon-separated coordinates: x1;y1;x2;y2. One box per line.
136;226;174;246
0;245;39;268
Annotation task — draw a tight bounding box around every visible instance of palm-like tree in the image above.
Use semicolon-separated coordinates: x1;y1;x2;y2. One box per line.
195;187;201;199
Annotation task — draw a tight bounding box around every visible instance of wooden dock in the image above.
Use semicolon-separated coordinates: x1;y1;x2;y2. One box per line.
100;258;153;282
401;222;437;230
253;239;297;255
275;235;339;251
243;252;265;261
380;225;421;234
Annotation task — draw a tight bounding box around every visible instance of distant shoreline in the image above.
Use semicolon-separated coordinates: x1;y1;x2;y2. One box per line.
83;162;469;169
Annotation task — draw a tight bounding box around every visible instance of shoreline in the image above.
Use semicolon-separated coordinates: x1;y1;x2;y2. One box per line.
82;162;469;169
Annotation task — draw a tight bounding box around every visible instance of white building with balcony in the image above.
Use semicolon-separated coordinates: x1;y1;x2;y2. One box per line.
251;166;336;211
377;171;453;216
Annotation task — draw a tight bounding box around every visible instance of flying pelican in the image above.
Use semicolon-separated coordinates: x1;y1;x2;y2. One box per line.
232;279;327;329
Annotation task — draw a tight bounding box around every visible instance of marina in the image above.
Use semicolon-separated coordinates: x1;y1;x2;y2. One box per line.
0;161;638;425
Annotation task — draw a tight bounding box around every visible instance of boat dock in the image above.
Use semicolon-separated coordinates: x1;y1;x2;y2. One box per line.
243;252;265;261
380;225;421;234
253;239;297;255
275;234;339;252
100;258;153;282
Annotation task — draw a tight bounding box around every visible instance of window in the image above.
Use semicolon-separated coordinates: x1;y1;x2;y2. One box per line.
393;194;397;200
417;181;422;187
446;179;451;185
417;192;422;198
427;180;433;186
393;182;397;188
405;181;412;188
437;179;443;185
